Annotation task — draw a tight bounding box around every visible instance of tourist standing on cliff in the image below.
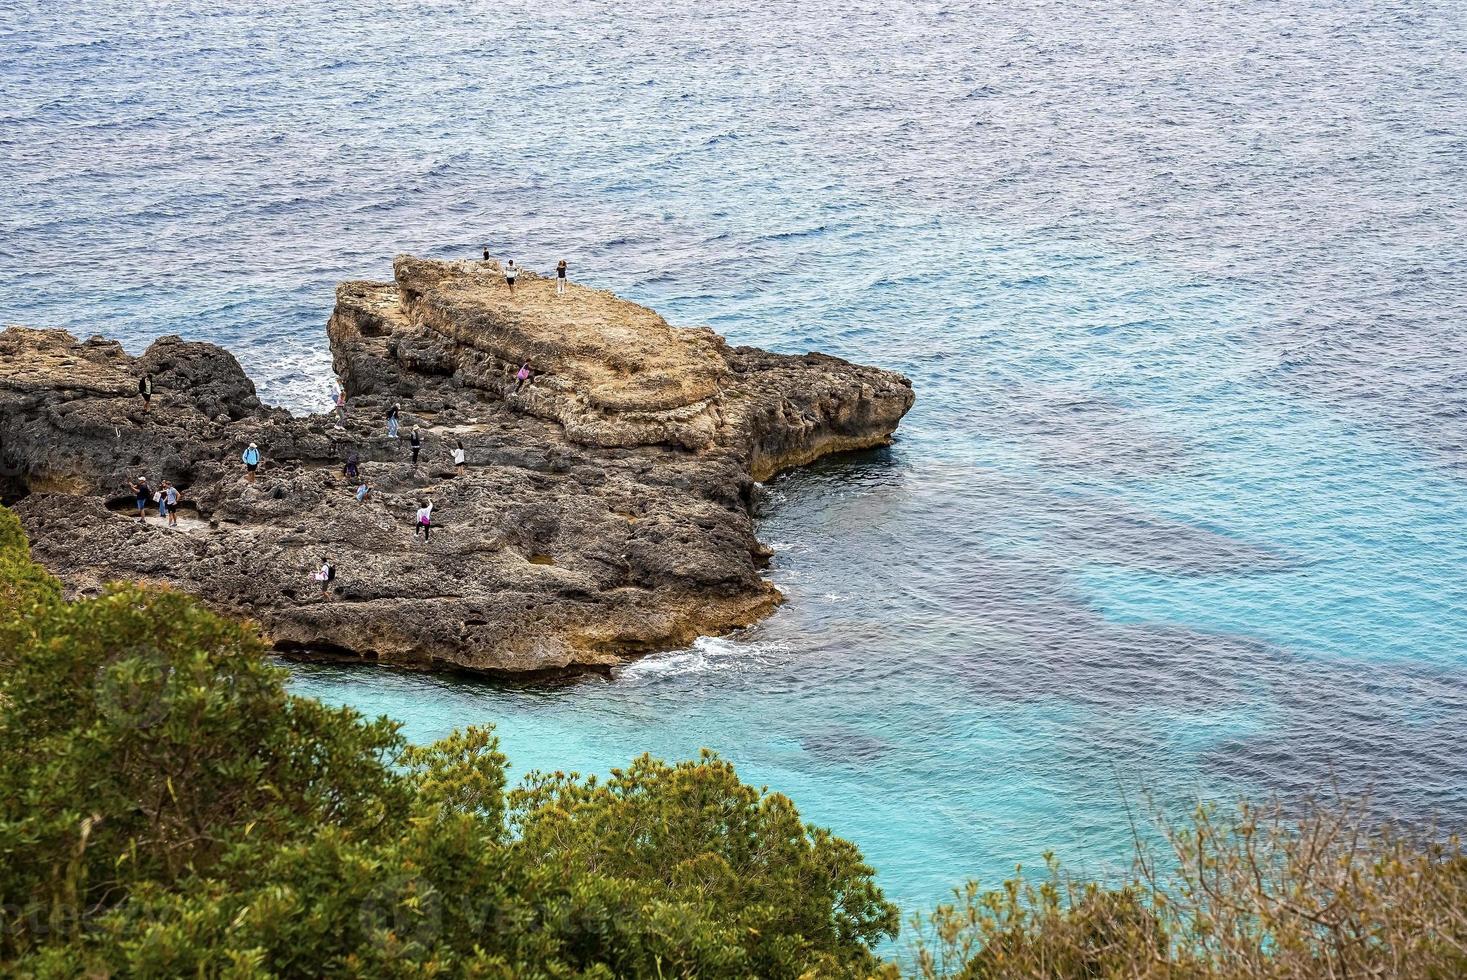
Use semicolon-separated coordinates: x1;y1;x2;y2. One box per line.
343;450;360;480
130;475;151;521
410;427;422;467
414;498;434;541
514;360;532;392
314;557;334;595
165;483;179;527
387;403;401;439
504;259;519;294
482;245;490;261
334;385;347;424
242;443;261;481
154;481;171;524
138;373;153;411
452;440;466;473
556;259;567;296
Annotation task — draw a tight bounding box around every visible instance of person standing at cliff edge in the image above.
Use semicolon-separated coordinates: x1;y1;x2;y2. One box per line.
138;373;153;411
387;403;401;439
504;259;519;294
242;443;261;481
556;259;567;296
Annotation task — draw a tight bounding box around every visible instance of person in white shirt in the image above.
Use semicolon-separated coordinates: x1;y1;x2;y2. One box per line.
313;557;334;594
451;441;466;472
414;498;434;541
504;259;518;294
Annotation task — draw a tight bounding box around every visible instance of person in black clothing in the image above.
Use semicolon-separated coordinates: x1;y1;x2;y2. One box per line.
129;476;151;521
482;245;490;261
556;259;567;296
138;374;153;410
410;427;422;468
343;450;360;480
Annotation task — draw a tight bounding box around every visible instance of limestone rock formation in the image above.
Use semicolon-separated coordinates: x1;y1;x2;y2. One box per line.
0;257;913;675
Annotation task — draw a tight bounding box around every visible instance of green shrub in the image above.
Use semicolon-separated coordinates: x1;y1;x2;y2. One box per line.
0;507;897;978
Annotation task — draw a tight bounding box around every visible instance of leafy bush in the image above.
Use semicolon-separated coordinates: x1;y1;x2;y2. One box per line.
0;507;897;977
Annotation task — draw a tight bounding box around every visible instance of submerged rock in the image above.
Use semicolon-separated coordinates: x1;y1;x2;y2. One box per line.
0;257;913;676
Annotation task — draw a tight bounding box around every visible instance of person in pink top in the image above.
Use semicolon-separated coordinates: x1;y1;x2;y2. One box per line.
513;360;532;393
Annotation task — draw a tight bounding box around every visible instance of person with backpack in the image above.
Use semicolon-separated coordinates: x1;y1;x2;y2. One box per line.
138;373;153;411
242;443;261;481
130;475;151;521
314;557;335;595
410;427;422;468
414;498;433;542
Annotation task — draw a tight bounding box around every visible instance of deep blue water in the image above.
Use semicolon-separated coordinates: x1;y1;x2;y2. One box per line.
5;0;1467;924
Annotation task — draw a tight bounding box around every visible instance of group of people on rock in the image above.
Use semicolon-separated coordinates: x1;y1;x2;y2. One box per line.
127;474;179;527
483;247;569;297
130;247;563;592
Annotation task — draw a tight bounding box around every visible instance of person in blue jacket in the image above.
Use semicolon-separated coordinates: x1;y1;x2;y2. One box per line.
242;442;261;481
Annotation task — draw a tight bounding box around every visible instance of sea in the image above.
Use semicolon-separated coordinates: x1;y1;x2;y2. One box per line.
4;0;1466;926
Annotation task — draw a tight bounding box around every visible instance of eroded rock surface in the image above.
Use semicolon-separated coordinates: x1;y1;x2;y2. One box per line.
1;257;913;675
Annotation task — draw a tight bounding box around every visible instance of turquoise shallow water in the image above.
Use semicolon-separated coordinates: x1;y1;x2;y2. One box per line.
5;0;1467;922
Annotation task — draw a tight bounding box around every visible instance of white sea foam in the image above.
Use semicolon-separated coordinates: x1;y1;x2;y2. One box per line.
616;635;790;683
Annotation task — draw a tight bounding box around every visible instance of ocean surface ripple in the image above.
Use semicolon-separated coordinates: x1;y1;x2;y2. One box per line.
4;0;1466;916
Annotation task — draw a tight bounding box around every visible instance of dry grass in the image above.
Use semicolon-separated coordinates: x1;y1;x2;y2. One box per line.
888;795;1467;979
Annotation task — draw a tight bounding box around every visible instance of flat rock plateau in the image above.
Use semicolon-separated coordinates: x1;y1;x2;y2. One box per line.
0;257;913;676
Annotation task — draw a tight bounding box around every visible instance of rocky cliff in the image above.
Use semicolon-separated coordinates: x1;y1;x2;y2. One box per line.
0;257;913;675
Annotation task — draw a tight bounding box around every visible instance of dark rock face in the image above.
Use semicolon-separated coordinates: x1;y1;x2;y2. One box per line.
0;257;913;675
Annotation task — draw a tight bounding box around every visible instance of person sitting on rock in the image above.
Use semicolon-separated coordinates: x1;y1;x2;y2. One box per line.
556;259;567;296
343;450;360;480
410;427;422;468
387;403;401;439
138;373;153;411
452;440;466;473
242;443;261;481
415;498;434;542
165;482;179;528
514;360;532;393
355;481;371;503
130;475;151;521
504;259;519;294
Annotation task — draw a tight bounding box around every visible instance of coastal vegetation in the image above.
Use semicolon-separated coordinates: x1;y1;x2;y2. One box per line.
2;504;1464;978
